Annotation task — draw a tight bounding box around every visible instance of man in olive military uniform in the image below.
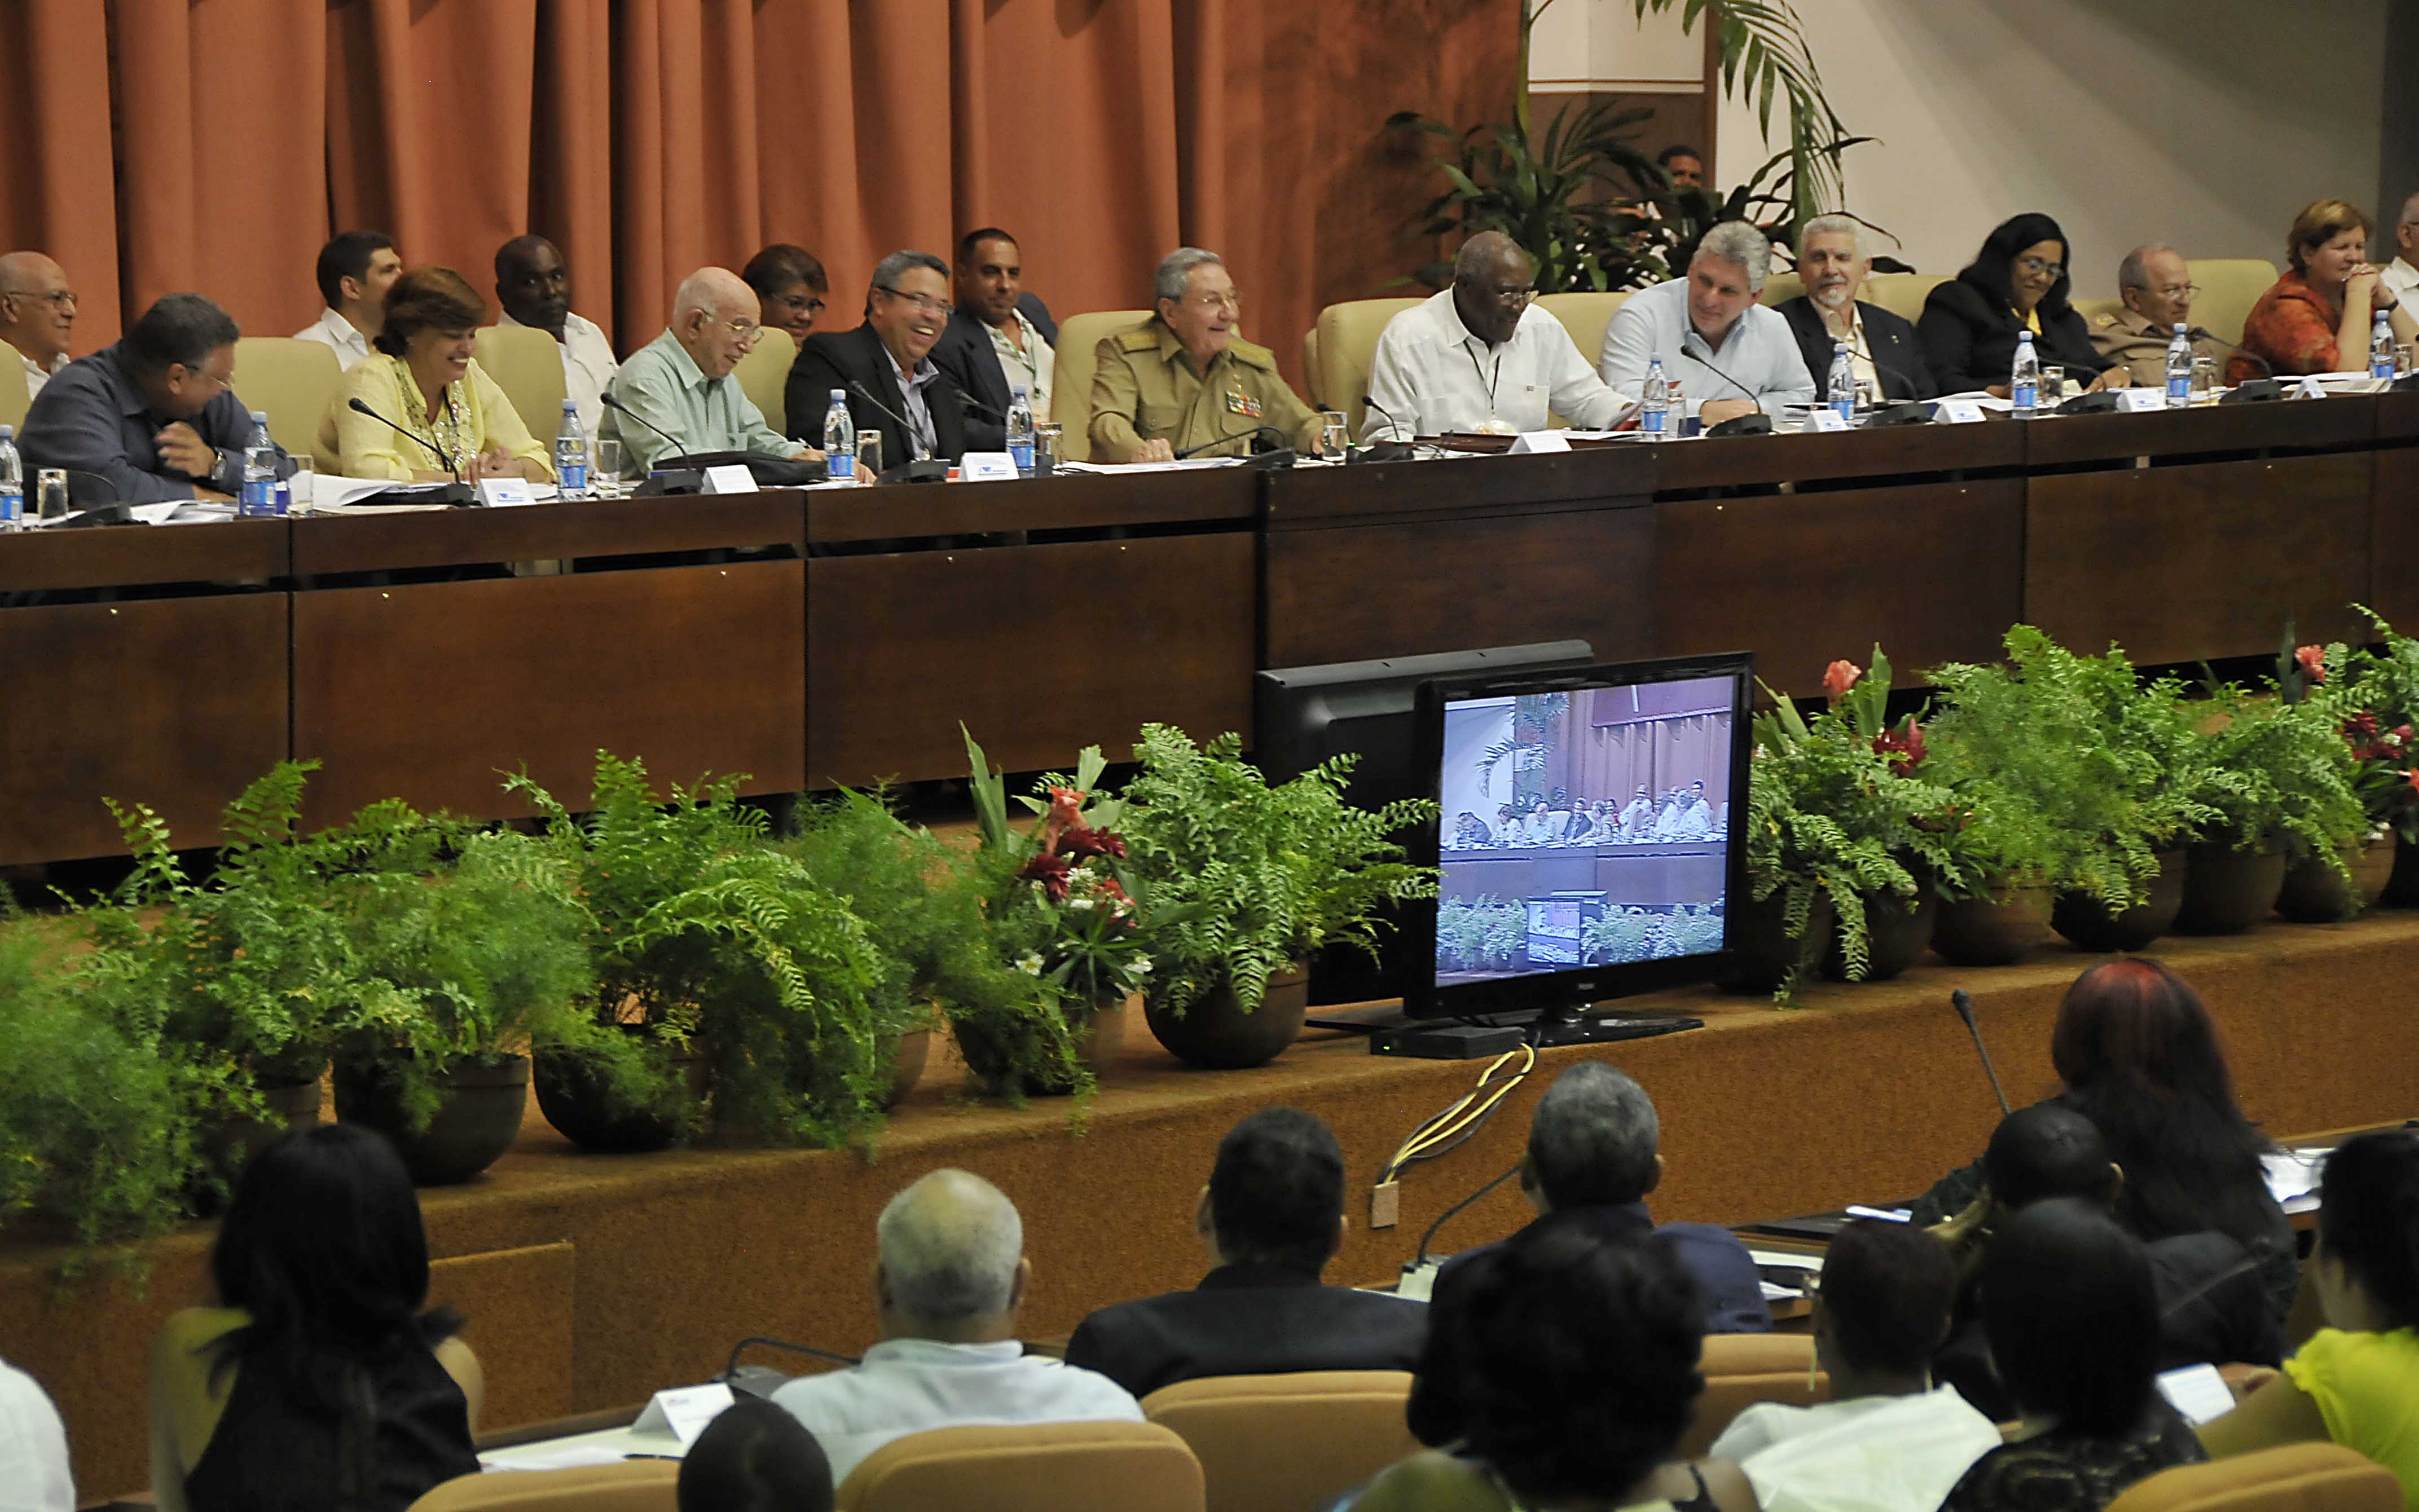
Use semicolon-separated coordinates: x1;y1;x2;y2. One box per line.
1087;247;1325;463
2091;243;2216;387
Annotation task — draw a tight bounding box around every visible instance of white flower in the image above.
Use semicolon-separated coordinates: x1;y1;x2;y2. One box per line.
1066;896;1097;911
1015;953;1044;976
1128;954;1153;975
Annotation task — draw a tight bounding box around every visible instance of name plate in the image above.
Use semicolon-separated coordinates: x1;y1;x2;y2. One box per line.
1506;430;1571;455
958;451;1020;482
1804;408;1850;433
702;463;758;495
2295;375;2330;400
631;1381;735;1445
476;477;535;508
2117;388;2169;413
1934;400;1988;425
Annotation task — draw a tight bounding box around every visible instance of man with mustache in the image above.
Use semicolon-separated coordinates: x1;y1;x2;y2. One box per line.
1087;247;1323;464
785;249;969;467
495;233;618;436
1776;214;1937;402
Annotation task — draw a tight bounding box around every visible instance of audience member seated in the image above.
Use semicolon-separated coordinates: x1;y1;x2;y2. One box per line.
1938;1200;2206;1512
1354;1213;1750;1512
1659;144;1704;192
1705;1219;1998;1512
2233;198;2419;383
0;1351;73;1511
1918;212;2118;396
1600;220;1817;426
147;1126;482;1512
786;249;969;466
1430;1064;1768;1348
1933;1105;2282;1422
771;1168;1142;1485
1363;230;1626;442
1064;1108;1426;1397
295;230;402;372
1088;246;1325;464
931;226;1057;452
602;267;821;474
678;1398;834;1512
2197;1129;2419;1504
2385;192;2419;311
743;243;831;345
1910;958;2297;1321
20;292;291;504
2089;244;2216;387
1775;214;1938;402
1654;782;1715;841
0;251;77;398
495;233;618;434
323;267;551;483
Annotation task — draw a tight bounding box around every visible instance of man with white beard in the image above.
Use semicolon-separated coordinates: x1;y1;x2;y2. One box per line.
1776;214;1938;403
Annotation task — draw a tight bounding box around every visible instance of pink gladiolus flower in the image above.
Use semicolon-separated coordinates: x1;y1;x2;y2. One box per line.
1822;660;1862;700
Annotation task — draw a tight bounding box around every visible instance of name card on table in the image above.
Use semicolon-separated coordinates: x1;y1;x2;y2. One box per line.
1506;430;1571;455
2295;375;2330;400
1934;399;1989;425
476;477;536;508
2117;388;2170;413
1804;408;1850;433
703;464;758;495
958;451;1020;481
631;1381;735;1445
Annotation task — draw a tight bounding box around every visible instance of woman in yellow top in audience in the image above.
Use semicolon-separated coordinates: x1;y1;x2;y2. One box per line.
2198;1129;2419;1504
321;265;552;482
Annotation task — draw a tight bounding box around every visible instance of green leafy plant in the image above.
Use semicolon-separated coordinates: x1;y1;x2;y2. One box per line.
2172;681;2365;875
1438;895;1525;970
2293;611;2419;845
1632;0;1859;228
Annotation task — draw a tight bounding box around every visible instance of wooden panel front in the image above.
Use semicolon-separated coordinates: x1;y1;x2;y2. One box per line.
293;560;805;827
807;533;1254;786
2026;454;2373;665
2374;446;2419;631
293;492;806;576
0;517;285;593
1653;422;2023;491
0;593;289;863
2024;396;2378;468
1652;479;2024;693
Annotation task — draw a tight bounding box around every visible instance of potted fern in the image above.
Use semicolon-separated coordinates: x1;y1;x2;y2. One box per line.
1117;724;1437;1069
2171;681;2367;933
2289;615;2419;915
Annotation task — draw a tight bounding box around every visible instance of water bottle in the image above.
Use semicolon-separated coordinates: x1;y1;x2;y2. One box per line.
1827;342;1856;423
241;412;279;517
1005;385;1035;472
1640;357;1670;441
2165;323;2193;409
824;389;856;481
2011;332;2040;420
2372;309;2396;381
554;399;589;498
0;425;20;532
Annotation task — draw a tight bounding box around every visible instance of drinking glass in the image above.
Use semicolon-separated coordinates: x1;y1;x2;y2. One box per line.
854;431;883;482
1032;422;1062;477
1319;409;1348;459
2399;343;2415;380
2038;368;2068;407
36;468;68;521
287;455;315;512
2189;354;2219;407
593;438;622;497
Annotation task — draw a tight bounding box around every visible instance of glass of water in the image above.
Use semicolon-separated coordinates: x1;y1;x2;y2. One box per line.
2399;343;2415;380
2189;354;2219;406
1319;409;1348;459
1032;422;1062;477
592;438;622;497
287;455;314;512
2038;367;2068;407
36;468;68;521
854;431;883;482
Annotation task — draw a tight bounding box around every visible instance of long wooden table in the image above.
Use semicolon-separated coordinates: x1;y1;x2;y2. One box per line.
6;394;2413;865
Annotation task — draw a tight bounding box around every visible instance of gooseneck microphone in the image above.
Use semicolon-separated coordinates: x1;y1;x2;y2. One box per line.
846;379;933;461
1360;393;1410;444
348;396;460;483
938;377;1007;424
599;391;685;460
1173;422;1290;460
2187;327;2272;377
1674;337;1776;435
1950;988;2013;1119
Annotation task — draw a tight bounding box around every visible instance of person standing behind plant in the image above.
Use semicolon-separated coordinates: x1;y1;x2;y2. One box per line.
148;1125;482;1512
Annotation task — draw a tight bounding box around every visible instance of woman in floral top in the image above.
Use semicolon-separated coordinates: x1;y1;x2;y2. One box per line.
321;266;552;482
2233;199;2418;383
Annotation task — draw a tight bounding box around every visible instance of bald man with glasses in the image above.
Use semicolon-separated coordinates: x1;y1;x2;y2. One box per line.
0;252;77;399
2091;244;2216;387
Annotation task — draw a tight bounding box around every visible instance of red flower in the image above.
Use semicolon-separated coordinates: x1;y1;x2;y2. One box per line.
2296;645;2328;683
2344;711;2380;739
1062;823;1127;861
2393;725;2413;750
1872;721;1927;775
1035;785;1088;856
1822;659;1863;700
1019;852;1073;901
2407;770;2419;798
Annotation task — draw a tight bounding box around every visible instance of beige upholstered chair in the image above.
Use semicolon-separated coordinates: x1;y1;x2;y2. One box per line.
2185;257;2281;350
1143;1370;1418;1512
1312;297;1423;437
0;339;32;431
1536;290;1634;373
1760;270;1806;307
2070;296;2127;331
1677;1332;1827;1459
408;1461;678;1511
837;1421;1206;1512
733;327;798;439
1302;327;1324;409
1049;308;1153;462
232;337;342;462
474;322;570;442
2105;1442;2401;1512
1865;272;1950;325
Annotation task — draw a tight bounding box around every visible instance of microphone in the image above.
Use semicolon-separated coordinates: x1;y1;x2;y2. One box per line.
599;391;685;461
1352;395;1419;464
846;379;934;462
1950;988;2013;1119
937;376;1007;424
1173;422;1290;460
348;396;460;484
2187;327;2272;378
722;1334;861;1400
1360;393;1410;444
1672;340;1776;435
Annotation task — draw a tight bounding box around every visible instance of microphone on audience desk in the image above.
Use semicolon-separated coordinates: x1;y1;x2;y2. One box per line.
344;398;475;504
722;1334;862;1400
1172;422;1296;469
1353;395;1419;463
1950;988;2013;1119
844;380;952;482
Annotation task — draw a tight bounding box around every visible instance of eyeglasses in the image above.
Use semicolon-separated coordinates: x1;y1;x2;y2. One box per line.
2015;256;2066;280
1187;289;1243;312
780;292;828;318
2150;283;2202;300
877;286;954;319
721;315;762;344
1472;283;1535;307
7;289;77;309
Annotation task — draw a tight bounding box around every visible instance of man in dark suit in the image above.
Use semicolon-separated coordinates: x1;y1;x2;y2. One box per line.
785;249;967;467
1062;1108;1426;1399
929;227;1057;452
1776;213;1938;402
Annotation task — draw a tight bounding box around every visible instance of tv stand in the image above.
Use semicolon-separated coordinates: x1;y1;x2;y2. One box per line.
1523;995;1703;1048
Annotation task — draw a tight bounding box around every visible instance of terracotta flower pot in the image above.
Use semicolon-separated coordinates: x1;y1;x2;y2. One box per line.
335;1054;529;1185
533;1031;709;1154
197;1072;328;1207
2174;840;2288;936
1723;888;1832;995
881;1029;932;1110
1821;887;1939;983
1145;966;1309;1070
2051;850;2185;953
1932;883;2053;967
954;1001;1125;1096
2275;842;2396;922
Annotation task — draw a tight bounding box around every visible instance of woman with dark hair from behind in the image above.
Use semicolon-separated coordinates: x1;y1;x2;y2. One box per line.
1917;211;2117;396
2198;1129;2419;1502
1940;1200;2205;1511
147;1125;482;1512
679;1398;834;1512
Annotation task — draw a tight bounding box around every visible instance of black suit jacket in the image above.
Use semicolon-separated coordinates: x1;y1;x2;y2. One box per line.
1776;296;1939;402
929;293;1058;451
1061;1263;1428;1400
785;323;969;465
1917;273;2112;395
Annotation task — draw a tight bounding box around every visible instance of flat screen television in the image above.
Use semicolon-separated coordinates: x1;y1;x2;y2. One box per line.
1406;653;1754;1040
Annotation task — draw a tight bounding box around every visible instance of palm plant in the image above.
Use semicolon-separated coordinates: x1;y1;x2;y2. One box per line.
1633;0;1859;228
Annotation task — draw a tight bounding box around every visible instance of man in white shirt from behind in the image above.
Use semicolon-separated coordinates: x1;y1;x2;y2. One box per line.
2383;191;2419;314
294;230;402;372
1599;219;1818;426
1707;1218;1999;1512
772;1168;1142;1488
1364;231;1626;443
0;1354;74;1512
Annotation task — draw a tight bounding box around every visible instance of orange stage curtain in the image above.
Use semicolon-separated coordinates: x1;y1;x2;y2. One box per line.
0;0;1515;386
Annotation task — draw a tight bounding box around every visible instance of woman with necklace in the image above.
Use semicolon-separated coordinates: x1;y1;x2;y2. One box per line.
322;266;551;482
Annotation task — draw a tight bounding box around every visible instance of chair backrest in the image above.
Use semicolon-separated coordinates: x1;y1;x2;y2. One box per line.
2105;1442;2402;1512
837;1421;1206;1512
1049;309;1154;462
232;336;342;461
1865;272;1950;324
408;1461;679;1512
733;327;798;438
1535;291;1634;373
1311;297;1425;437
0;340;30;431
476;323;570;440
1143;1370;1418;1512
1301;327;1324;409
1761;271;1807;308
2070;296;2127;333
1678;1332;1827;1459
2186;257;2281;350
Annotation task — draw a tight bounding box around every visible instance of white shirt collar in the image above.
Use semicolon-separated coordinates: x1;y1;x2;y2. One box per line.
864;1338;1025;1366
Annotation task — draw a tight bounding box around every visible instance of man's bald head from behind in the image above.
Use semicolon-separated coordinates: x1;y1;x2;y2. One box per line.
874;1169;1030;1345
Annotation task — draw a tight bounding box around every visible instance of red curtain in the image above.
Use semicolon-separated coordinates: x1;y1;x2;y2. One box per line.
0;0;1516;387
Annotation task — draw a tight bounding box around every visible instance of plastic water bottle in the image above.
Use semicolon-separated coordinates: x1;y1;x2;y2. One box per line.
554;399;589;498
1005;385;1035;472
1640;356;1670;441
2372;310;2396;381
824;389;856;481
1827;342;1856;423
241;412;279;517
2165;323;2193;409
0;425;20;532
2011;332;2040;420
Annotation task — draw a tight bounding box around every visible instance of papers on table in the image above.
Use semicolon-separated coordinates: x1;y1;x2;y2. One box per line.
1055;457;1250;474
2263;1149;2325;1205
1748;1248;1824;1272
2156;1363;2237;1425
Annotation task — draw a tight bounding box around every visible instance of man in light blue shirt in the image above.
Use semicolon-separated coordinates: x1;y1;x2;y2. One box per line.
1599;221;1816;425
602;267;821;474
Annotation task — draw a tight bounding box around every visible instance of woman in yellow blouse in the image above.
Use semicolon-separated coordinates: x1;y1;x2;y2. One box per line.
320;266;552;482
